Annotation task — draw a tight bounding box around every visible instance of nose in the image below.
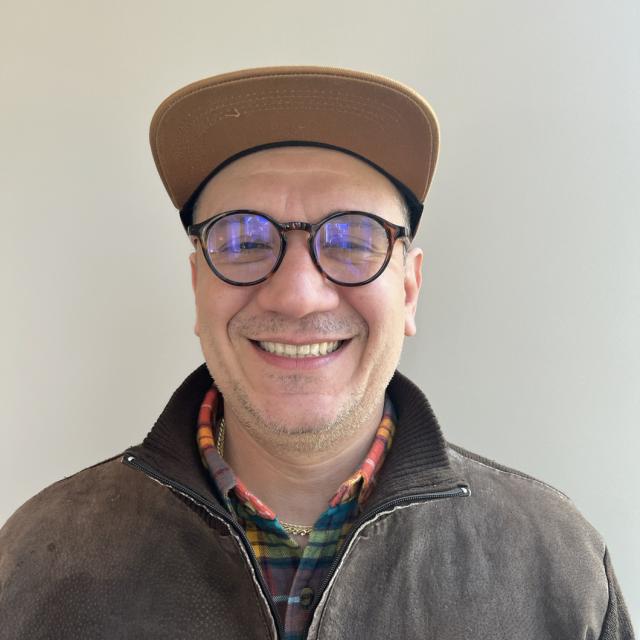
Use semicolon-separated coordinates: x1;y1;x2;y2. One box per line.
253;233;341;318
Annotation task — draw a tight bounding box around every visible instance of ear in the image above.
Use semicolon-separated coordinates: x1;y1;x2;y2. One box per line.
189;251;197;292
403;247;423;337
189;252;200;337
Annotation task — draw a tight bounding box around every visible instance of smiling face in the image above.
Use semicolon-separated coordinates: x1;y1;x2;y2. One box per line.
189;147;423;453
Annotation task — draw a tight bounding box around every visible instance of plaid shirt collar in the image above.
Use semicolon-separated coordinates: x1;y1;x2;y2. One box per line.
196;385;395;518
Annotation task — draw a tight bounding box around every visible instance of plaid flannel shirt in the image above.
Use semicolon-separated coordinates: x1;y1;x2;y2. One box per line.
197;386;395;639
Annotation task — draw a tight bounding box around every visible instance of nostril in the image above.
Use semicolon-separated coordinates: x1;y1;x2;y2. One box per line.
254;254;341;317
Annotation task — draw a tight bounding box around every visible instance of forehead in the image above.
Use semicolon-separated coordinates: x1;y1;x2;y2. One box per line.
195;147;405;223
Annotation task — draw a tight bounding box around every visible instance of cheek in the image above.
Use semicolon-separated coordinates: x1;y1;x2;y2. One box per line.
193;275;249;342
348;278;407;345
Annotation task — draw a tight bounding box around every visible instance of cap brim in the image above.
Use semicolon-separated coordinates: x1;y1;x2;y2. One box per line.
150;66;439;223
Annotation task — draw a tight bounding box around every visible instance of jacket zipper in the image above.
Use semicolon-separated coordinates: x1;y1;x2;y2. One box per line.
123;453;469;639
122;453;285;639
308;484;470;622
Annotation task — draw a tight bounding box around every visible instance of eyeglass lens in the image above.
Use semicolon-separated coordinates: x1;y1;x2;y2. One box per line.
205;212;390;285
206;213;281;284
313;214;389;283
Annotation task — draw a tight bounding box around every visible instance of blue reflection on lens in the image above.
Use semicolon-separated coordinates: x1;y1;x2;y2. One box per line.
223;215;274;251
315;215;385;283
321;220;374;252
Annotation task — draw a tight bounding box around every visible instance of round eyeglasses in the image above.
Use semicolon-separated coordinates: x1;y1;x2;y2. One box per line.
187;210;409;287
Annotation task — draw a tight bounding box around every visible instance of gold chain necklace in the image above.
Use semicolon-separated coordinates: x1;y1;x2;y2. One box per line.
216;417;314;536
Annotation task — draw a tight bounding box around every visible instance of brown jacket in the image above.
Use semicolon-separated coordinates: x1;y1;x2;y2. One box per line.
0;365;634;638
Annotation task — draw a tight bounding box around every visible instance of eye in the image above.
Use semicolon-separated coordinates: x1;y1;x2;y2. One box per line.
206;213;280;263
321;235;371;250
219;239;274;252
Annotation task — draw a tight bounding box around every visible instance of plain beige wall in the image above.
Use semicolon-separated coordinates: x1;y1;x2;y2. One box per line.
2;0;638;625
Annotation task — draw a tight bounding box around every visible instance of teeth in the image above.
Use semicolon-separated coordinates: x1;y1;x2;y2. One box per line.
258;340;342;358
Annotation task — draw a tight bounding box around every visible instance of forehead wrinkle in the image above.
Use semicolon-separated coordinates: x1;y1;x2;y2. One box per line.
199;181;400;225
203;164;391;198
195;148;405;224
225;166;361;178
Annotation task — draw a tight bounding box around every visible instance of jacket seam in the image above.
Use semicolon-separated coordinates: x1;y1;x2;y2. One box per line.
448;444;571;502
597;546;620;640
19;452;126;498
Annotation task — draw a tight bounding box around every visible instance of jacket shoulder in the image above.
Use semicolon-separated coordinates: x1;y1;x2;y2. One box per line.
0;453;277;638
448;442;605;551
0;454;142;555
449;442;571;499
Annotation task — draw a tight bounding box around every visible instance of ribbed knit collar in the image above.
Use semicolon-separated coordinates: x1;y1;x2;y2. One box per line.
125;364;468;513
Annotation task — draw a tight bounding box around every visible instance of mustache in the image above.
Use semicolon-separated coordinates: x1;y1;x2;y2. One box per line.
231;312;367;337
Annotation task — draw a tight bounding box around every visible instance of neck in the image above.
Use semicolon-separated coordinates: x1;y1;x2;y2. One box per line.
221;405;383;533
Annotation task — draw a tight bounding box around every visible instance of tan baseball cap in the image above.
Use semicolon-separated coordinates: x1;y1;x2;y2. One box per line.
149;66;440;234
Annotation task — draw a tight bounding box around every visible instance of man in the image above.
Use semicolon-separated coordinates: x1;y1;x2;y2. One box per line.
0;67;634;639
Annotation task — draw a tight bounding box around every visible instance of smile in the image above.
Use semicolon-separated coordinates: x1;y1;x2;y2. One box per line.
257;340;343;358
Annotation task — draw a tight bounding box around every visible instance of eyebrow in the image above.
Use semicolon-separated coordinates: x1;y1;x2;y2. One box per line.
200;209;383;225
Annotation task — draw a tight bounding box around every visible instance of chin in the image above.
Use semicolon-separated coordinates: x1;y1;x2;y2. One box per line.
229;386;369;452
252;396;342;434
267;412;338;436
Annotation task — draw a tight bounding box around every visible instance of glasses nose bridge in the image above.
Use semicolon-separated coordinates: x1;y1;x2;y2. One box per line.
275;220;319;275
279;220;314;237
278;220;316;258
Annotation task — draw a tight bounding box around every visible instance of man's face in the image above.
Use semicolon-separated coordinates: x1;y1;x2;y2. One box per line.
189;147;423;452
